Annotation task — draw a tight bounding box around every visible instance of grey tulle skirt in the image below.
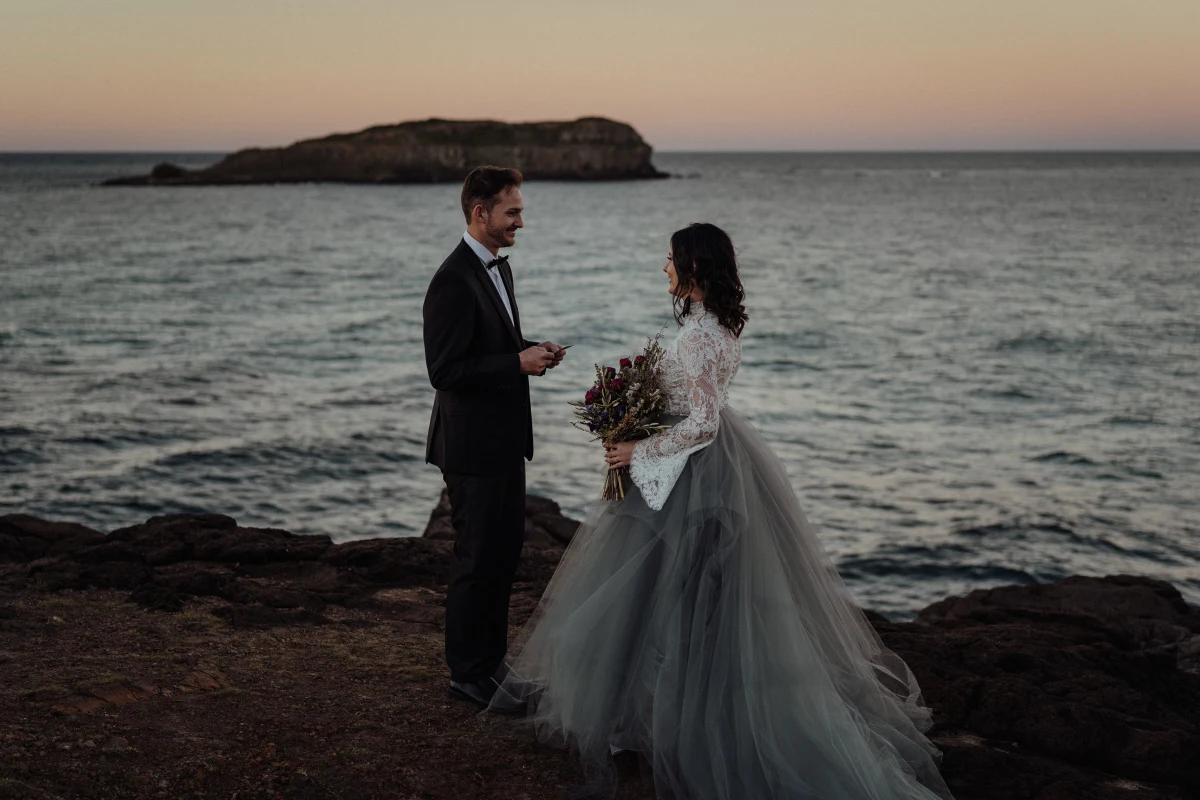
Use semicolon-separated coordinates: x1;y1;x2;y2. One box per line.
496;408;955;800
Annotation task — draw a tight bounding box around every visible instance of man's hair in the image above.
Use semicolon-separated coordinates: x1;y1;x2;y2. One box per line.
460;165;523;224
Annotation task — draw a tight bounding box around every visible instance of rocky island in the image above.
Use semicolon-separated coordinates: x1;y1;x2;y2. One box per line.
102;117;668;186
2;500;1198;799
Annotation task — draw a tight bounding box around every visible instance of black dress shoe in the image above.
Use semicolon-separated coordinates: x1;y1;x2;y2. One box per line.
487;680;528;715
494;661;543;702
448;677;496;708
448;677;526;715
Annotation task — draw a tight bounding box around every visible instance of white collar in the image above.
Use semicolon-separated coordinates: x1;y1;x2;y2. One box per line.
683;302;710;323
463;230;499;267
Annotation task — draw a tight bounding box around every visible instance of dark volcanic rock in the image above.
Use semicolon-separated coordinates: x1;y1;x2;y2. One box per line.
150;162;187;179
1;504;1197;798
423;489;580;549
103;117;668;186
127;582;184;612
878;574;1200;798
0;501;573;625
0;514;105;562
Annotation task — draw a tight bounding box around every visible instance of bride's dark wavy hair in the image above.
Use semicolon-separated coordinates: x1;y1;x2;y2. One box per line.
670;222;749;337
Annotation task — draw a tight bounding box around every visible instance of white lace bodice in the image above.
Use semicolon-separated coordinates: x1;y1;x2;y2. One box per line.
629;305;741;510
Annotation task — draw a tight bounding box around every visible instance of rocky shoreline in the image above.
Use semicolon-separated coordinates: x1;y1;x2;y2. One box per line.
102;117;668;186
2;501;1198;799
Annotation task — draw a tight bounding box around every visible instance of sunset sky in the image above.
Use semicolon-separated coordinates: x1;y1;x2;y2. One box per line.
2;0;1198;152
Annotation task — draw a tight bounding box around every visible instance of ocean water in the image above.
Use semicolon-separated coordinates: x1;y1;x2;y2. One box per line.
1;151;1198;617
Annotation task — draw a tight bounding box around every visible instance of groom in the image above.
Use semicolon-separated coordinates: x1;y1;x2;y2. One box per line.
423;165;565;710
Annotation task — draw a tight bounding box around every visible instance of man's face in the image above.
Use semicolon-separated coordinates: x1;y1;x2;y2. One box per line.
484;186;524;248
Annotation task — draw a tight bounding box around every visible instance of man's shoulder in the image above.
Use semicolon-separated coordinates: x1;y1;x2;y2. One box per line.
433;239;476;278
426;241;478;302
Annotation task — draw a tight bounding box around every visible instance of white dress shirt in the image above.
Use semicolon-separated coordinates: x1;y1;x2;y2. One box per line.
463;231;515;325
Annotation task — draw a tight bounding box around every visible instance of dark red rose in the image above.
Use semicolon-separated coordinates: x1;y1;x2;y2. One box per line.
634;355;646;366
604;366;616;379
611;378;625;391
585;389;599;403
620;357;632;369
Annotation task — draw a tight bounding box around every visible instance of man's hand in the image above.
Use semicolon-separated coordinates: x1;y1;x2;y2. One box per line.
540;341;567;369
519;345;556;375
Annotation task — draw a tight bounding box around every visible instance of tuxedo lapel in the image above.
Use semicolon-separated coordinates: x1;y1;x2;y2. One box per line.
498;261;525;342
462;248;523;348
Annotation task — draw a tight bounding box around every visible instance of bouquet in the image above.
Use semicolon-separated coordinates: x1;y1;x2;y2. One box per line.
570;334;672;501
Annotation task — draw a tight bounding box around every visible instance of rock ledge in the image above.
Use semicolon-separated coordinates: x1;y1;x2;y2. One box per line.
1;506;1198;799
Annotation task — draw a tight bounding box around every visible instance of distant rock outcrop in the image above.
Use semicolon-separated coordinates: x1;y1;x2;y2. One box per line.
102;117;668;186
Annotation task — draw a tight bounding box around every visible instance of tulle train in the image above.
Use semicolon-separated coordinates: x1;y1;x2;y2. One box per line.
495;408;954;800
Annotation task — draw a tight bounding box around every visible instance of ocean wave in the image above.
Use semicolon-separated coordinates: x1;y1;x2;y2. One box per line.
0;446;42;469
744;329;832;350
836;556;1037;585
1103;414;1166;427
954;518;1077;540
970;386;1038;400
950;517;1168;559
993;330;1108;355
149;438;420;480
1031;451;1097;466
745;358;826;372
320;394;398;408
813;410;881;424
330;316;393;335
0;426;37;437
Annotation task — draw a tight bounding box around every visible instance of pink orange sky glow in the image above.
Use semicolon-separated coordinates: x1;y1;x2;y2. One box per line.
2;0;1198;152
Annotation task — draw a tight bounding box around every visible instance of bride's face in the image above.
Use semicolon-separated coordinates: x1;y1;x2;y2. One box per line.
664;247;680;295
665;247;702;301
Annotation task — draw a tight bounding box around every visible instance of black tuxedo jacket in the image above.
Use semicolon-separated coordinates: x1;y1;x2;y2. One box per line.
423;239;538;475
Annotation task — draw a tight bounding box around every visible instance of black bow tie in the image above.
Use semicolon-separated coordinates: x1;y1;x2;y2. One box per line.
485;255;509;271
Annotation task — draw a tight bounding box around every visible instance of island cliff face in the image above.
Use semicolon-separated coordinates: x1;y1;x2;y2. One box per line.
103;117;668;186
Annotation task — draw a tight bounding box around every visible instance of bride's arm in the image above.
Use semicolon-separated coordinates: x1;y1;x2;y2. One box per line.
632;327;721;463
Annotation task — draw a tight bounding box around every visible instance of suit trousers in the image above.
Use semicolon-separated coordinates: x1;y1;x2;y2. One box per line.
442;463;526;683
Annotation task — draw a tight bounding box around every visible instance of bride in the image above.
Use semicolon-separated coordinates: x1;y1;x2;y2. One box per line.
491;223;955;800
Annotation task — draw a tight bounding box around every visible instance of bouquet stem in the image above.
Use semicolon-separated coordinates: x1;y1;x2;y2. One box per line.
603;466;629;501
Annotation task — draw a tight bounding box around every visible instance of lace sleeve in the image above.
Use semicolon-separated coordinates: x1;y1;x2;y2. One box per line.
628;328;721;509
